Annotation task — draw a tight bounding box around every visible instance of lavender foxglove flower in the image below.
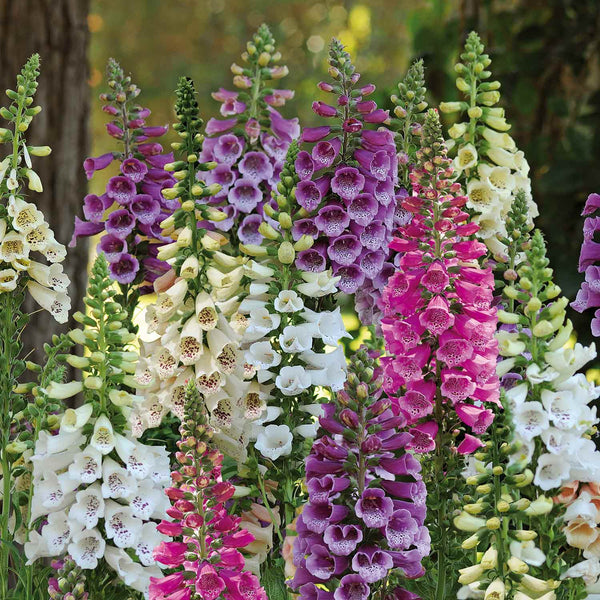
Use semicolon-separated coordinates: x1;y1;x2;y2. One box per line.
69;58;176;302
199;24;299;243
290;348;429;598
297;39;397;326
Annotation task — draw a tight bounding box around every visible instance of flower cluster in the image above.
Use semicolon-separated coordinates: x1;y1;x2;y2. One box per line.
70;58;176;294
556;481;600;594
440;31;538;258
0;54;70;321
290;348;429;599
381;109;500;454
199;24;299;243
296;39;398;325
150;382;267;600
25;256;171;595
132;77;256;462
571;192;600;334
499;229;600;490
454;408;566;600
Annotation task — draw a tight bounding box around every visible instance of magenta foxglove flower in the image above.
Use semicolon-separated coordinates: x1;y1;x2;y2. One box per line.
380;110;500;452
70;59;176;294
199;24;299;243
149;385;266;600
290;348;429;598
295;39;399;324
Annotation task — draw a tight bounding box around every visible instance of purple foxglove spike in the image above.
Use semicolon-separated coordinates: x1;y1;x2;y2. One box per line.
355;488;394;528
315;205;351;237
295;151;315;181
130;194;161;225
106;175;137;205
228;179;262;213
312;137;341;170
238;151;274;182
83;152;114;179
83;194;107;223
331;167;365;203
347;193;379;226
292;218;319;242
121;157;149;183
296;180;323;212
583;192;600;216
214;134;245;165
137;142;162;156
108;252;139;284
384;510;420;551
302;503;349;534
238;214;263;245
98;234;127;262
106;209;136;239
335;575;370;600
307;475;350;504
333;264;365;293
323;524;363;557
302;126;332;143
141;125;168;137
305;544;348;580
269;108;300;142
327;235;362;266
312;101;338;118
351;547;394;583
69;217;104;247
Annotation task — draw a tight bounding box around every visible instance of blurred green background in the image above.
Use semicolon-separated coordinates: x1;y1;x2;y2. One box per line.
89;0;600;343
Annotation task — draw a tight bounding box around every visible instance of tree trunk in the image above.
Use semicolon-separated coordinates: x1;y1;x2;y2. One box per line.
0;0;91;365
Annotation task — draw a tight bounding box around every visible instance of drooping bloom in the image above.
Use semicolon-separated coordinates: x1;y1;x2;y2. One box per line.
381;109;500;451
296;39;398;325
149;383;266;600
290;348;429;598
69;58;176;298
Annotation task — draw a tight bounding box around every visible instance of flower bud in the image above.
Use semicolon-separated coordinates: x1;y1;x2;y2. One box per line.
454;512;486;532
258;222;280;241
278;212;292;229
486;517;500;530
468;106;483;119
458;564;485;585
83;376;102;390
524;495;553;516
439;101;465;113
278;241;295;265
461;533;480;549
240;244;268;257
480;546;498;569
294;235;314;252
507;555;529;574
484;579;506;600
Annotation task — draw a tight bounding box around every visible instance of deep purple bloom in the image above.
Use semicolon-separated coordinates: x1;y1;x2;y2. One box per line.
302;126;332;143
120;157;149;183
355;489;394;528
305;545;348;580
69;217;104;247
83;194;108;223
312;138;341;170
323;525;363;556
315;206;351;237
359;222;387;250
130;194;161;224
312;101;337;118
106;209;136;239
583;193;600;216
269;108;300;142
204;164;236;190
106;176;137;205
214;134;244;165
334;575;370;600
302;503;349;534
238;214;264;245
334;264;365;294
385;509;420;550
108;253;139;283
106;122;123;138
98;234;127;262
327;235;362;266
262;134;289;161
295;151;315;181
296;180;323;212
351;547;394;584
83;152;114;179
360;250;386;278
296;249;326;273
239;151;273;182
331;167;365;203
292;218;320;242
228;179;262;213
141;125;168;137
307;475;350;504
347;193;379;226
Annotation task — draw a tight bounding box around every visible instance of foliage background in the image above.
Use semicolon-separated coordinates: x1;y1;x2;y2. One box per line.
89;0;600;344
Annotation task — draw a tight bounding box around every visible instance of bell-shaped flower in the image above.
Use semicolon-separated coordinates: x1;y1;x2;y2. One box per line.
114;434;154;480
30;471;78;520
60;403;93;433
104;501;143;548
274;289;304;313
513;401;549;441
90;414;116;455
45;380;83;401
275;365;312;396
279;324;315;353
246;340;281;371
69;483;105;529
101;457;138;499
26;280;70;323
296;270;340;297
136;521;166;566
40;510;72;555
254;424;293;460
68;527;106;569
105;546;162;594
533;453;572;491
68;445;103;485
509;539;546;567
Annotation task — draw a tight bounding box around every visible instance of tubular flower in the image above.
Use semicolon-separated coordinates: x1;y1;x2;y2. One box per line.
131;77;257;463
25;256;170;595
297;38;398;325
290;348;429;598
149;382;267;600
0;54;70;321
381;109;500;451
199;24;299;244
235;142;350;581
440;31;538;259
571;192;600;336
70;58;176;300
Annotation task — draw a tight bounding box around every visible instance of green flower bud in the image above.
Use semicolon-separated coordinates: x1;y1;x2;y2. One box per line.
278;241;295;264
